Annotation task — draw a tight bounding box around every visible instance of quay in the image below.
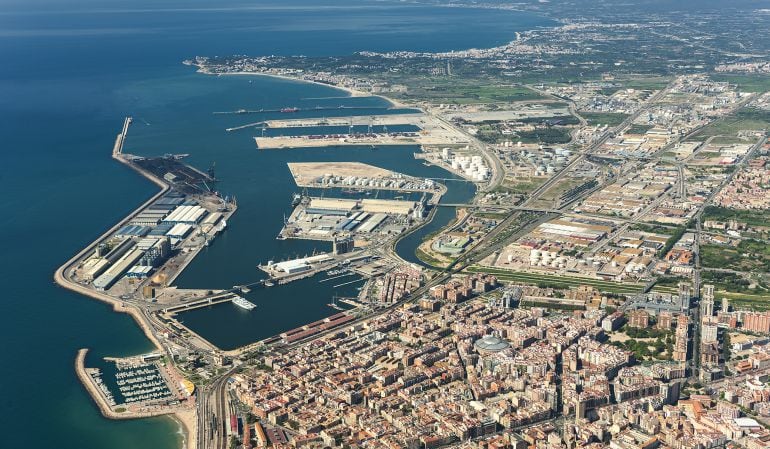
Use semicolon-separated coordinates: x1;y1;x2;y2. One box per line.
55;117;241;448
213;105;393;115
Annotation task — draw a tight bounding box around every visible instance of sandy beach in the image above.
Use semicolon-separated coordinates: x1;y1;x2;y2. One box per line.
194;66;410;108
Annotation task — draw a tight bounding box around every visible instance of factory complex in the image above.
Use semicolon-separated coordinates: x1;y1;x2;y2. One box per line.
280;195;428;244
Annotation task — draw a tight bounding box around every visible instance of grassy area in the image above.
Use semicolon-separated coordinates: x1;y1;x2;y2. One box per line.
629;223;674;235
615;77;671;91
709;136;753;145
626;124;655;135
474;212;511;220
688;108;770;141
410;83;545;104
467;266;645;294
720;290;770;311
702;270;756;293
701;239;770;272
701;271;770;310
477;125;572;145
710;74;770;93
415;247;450;269
651;286;679;295
497;178;544;195
650;274;684;295
703;206;770;228
522;301;585;311
580;112;630;127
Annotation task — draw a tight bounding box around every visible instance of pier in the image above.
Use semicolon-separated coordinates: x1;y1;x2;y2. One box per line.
112;116;131;156
213;106;393;115
74;349;184;421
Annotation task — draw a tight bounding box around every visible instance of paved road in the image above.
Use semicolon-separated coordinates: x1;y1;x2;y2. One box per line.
195;89;765;448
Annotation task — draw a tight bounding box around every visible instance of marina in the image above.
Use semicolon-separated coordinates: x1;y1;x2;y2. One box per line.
5;2;555;448
89;369;117;407
114;363;174;405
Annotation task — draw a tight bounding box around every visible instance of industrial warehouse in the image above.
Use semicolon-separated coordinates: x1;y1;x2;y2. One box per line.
278;196;428;242
72;191;233;294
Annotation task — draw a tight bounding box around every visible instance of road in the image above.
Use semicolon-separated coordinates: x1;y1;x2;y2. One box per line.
194;87;764;448
428;110;506;192
524;87;671;206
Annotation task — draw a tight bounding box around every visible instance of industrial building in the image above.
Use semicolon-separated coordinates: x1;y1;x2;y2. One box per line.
137;237;171;267
162;205;207;225
199;212;222;233
166;223;193;240
126;265;153;279
115;224;151;237
93;247;145;291
268;254;333;275
357;213;387;233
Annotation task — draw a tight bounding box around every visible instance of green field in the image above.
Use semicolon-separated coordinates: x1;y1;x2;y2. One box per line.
651;276;686;295
701;271;770;310
701;240;770;272
615;77;671;91
579;112;629;127
415;247;449;269
719;290;770;311
407;83;545;104
710;74;770;93
703;206;770;228
626;124;655;135
688;108;770;141
467;266;645;294
650;286;679;295
709;136;753;145
477;124;573;145
496;178;544;195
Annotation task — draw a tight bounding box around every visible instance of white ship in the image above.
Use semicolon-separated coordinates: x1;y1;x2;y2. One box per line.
232;295;256;310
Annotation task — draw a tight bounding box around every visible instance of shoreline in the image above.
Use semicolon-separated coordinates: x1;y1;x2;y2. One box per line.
54;126;197;449
194;66;410;109
75;349;198;449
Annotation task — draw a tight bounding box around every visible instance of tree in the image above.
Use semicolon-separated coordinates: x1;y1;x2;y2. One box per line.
722;333;732;362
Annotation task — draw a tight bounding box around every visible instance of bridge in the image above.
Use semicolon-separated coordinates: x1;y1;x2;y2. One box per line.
435;203;561;214
162;292;239;314
424;177;473;182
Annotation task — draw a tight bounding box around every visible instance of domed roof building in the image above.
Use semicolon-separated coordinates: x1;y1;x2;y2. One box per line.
474;334;510;355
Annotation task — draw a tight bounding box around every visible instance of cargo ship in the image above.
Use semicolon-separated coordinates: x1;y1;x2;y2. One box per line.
280;107;299;113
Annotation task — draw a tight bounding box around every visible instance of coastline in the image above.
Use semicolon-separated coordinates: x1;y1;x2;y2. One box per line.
75;349;197;449
54;127;197;448
194;66;409;109
55;73;464;449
